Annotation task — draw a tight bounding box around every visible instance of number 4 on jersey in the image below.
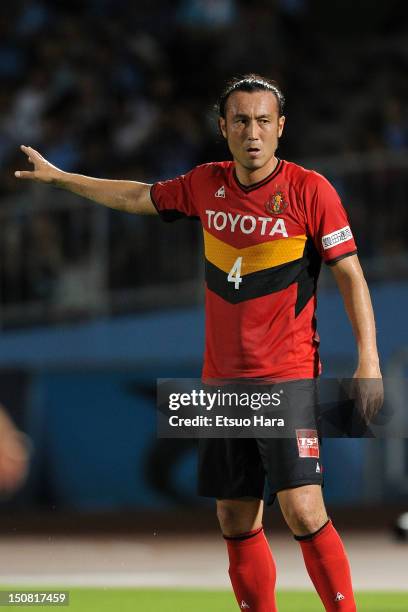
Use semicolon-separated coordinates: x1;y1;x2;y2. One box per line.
228;256;243;289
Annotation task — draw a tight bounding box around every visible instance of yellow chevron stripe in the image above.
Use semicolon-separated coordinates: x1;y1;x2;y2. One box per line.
204;230;307;275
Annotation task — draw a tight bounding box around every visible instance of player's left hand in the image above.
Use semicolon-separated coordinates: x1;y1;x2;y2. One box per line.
351;363;384;425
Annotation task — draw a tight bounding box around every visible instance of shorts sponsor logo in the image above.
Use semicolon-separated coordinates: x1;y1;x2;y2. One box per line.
240;601;250;609
335;592;345;601
322;226;353;250
296;429;319;458
316;462;321;473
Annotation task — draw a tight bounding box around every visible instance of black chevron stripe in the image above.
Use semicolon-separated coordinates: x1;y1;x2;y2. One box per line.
205;257;303;304
206;238;321;308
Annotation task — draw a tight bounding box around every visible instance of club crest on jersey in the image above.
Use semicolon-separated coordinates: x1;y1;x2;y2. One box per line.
265;191;287;215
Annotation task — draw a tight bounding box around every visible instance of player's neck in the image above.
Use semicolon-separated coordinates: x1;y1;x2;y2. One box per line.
235;156;279;186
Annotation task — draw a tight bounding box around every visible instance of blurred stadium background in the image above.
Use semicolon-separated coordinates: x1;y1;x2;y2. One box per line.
1;0;408;608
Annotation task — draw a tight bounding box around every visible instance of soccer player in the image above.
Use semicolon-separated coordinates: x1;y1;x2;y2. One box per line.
0;405;29;494
16;74;383;611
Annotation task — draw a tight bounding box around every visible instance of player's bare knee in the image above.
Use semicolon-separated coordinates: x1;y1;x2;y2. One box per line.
278;487;327;536
216;499;262;536
216;501;243;535
287;509;326;536
282;498;328;535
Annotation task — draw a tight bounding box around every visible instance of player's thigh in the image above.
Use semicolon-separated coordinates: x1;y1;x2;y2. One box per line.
256;435;323;499
255;379;322;504
216;497;264;536
197;437;265;502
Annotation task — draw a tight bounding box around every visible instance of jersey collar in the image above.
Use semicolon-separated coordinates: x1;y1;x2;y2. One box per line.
233;158;283;192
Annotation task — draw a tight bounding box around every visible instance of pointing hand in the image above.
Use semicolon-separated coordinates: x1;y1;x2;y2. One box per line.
15;145;61;183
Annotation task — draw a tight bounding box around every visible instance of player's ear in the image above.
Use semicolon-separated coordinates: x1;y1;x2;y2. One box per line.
278;115;285;138
218;117;227;139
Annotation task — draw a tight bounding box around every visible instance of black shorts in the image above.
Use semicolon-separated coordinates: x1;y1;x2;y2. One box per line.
197;379;323;505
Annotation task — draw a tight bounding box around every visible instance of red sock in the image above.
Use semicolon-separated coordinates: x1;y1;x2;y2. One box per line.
297;520;356;611
225;527;277;612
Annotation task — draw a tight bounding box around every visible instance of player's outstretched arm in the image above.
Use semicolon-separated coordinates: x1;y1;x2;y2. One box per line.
15;145;156;215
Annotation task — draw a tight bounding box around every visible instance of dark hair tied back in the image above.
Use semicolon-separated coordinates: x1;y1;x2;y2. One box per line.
217;74;285;118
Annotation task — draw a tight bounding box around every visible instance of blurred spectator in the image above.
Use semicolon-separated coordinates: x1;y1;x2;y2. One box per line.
27;213;64;301
7;70;48;145
383;99;408;151
0;405;29;495
177;0;237;29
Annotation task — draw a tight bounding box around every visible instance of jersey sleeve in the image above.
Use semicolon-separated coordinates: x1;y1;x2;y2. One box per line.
150;168;199;222
304;173;357;264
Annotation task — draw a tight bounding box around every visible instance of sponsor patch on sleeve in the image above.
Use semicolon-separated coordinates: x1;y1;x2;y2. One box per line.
296;429;320;458
322;226;353;250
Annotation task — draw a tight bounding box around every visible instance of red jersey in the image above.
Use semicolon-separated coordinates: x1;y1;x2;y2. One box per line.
151;159;357;381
